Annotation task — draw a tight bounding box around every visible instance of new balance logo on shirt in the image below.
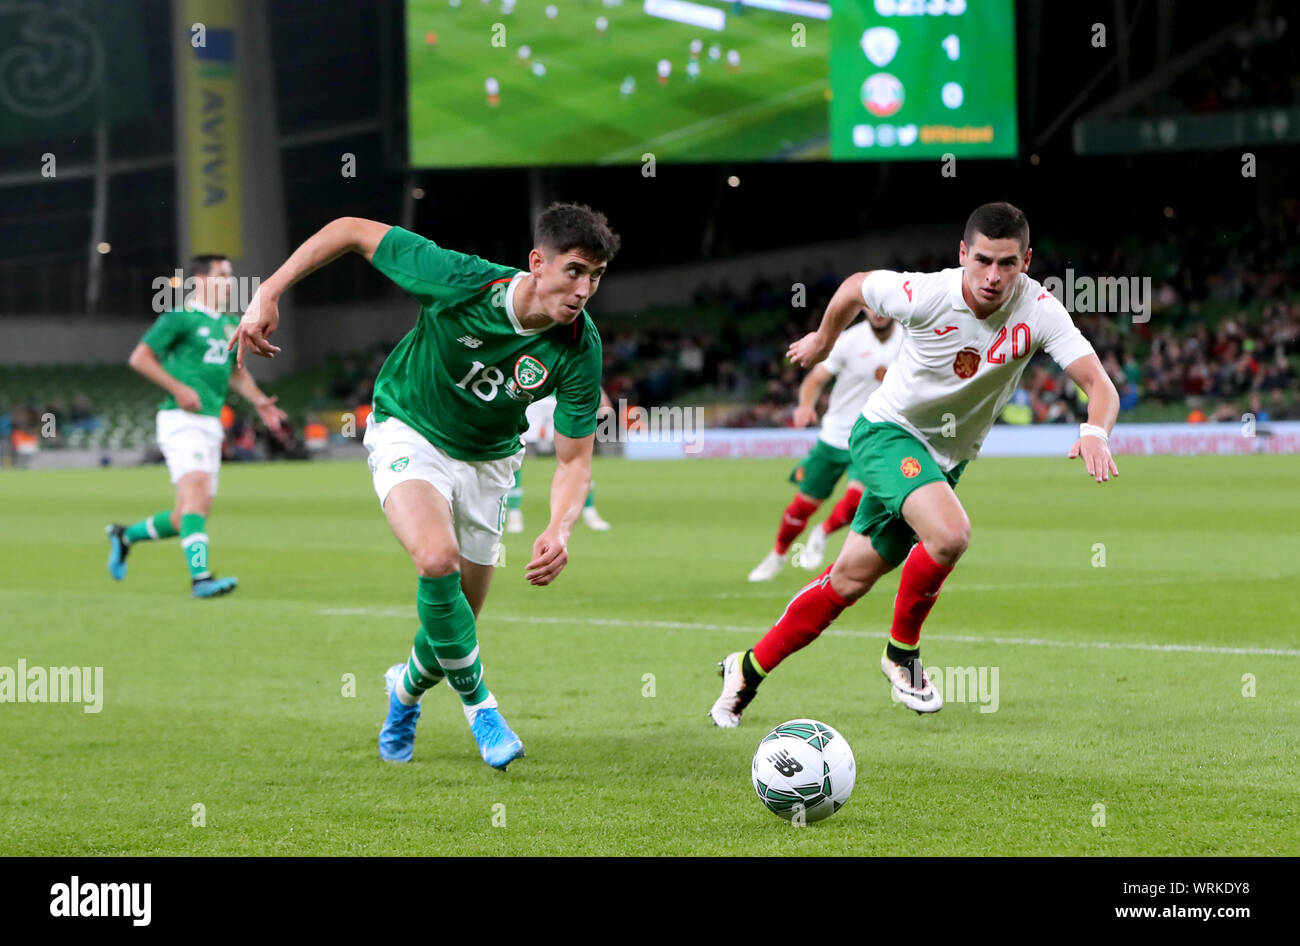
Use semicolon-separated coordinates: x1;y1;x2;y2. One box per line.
458;335;484;348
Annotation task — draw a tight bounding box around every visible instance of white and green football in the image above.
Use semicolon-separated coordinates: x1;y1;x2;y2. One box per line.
751;719;856;823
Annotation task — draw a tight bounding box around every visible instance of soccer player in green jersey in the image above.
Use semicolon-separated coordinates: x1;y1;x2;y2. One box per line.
106;254;287;598
231;204;619;770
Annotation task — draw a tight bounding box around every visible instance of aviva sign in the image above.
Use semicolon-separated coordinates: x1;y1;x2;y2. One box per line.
181;0;242;258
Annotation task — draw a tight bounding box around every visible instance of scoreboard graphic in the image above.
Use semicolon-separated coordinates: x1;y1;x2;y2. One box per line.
829;0;1018;160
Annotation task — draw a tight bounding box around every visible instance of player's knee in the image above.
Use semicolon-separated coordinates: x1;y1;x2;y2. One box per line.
828;561;873;601
411;547;460;578
927;522;970;564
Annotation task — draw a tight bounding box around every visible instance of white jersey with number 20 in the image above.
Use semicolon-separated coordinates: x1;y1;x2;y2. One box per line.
859;268;1095;471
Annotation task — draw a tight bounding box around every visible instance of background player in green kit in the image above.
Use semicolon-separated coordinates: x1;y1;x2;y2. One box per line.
106;254;287;598
231;204;619;770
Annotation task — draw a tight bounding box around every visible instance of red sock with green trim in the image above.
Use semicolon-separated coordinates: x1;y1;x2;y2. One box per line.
752;566;853;672
774;495;819;554
889;542;952;648
820;485;863;535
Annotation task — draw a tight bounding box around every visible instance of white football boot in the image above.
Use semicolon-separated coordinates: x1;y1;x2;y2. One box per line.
881;650;943;714
582;506;611;531
505;509;524;534
709;651;759;728
800;527;827;570
747;550;787;582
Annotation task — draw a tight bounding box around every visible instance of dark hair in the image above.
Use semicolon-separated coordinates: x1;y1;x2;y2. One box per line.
963;202;1029;254
187;253;229;281
534;202;621;263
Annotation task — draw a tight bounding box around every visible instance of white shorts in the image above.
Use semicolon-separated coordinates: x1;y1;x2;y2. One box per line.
363;414;524;566
156;409;223;496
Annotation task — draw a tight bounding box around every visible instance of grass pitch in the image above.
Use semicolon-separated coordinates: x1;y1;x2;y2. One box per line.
1;454;1298;856
407;0;830;166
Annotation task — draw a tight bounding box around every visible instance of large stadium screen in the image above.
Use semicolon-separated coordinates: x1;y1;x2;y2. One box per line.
406;0;1016;167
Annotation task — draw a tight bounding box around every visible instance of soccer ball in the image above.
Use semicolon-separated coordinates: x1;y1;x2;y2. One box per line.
752;719;855;823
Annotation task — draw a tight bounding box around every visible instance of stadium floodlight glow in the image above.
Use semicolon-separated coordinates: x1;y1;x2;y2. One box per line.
643;0;725;31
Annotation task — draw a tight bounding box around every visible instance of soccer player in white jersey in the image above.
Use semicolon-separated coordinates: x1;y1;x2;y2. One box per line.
712;202;1119;725
507;388;614;533
748;309;901;581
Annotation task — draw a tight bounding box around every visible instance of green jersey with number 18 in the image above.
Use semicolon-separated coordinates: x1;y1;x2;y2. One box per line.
369;226;603;462
139;300;242;417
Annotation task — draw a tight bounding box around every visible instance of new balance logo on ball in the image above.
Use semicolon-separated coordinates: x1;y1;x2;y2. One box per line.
768;749;803;778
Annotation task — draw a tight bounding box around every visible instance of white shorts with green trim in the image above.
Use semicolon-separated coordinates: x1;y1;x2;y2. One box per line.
156;409;223;496
363;414;524;566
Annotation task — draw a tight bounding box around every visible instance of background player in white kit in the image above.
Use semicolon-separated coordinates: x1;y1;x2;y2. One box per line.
748;309;901;581
508;387;614;533
712;202;1120;726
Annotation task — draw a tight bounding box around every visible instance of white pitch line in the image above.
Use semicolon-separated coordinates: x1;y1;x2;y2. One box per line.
629;572;1297;603
316;608;1300;657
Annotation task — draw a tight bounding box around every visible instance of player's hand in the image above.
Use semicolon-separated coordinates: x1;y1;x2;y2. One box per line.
1068;437;1119;483
525;527;569;586
786;332;832;368
256;396;289;435
174;385;202;412
792;405;818;428
230;288;282;369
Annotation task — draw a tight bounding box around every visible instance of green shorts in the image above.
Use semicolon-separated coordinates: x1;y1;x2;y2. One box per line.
789;439;855;500
848;416;967;567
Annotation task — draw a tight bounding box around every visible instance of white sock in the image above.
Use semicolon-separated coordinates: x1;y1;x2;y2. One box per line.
462;691;498;723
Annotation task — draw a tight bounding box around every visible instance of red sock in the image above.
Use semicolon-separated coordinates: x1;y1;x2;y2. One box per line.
890;543;953;647
820;485;864;535
774;495;820;554
753;566;853;672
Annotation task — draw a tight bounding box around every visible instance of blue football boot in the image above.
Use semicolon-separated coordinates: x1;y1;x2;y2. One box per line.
106;525;130;581
380;663;421;762
191;575;238;598
469;706;525;771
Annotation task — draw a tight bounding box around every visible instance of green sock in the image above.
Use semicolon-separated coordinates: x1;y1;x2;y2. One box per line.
416;573;489;707
395;626;447;705
124;511;177;544
584;483;595;509
506;471;522;511
179;513;210;581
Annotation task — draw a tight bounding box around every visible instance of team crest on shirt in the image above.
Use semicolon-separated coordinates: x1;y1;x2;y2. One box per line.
390;457;410;472
900;457;921;478
514;355;549;389
952;347;981;379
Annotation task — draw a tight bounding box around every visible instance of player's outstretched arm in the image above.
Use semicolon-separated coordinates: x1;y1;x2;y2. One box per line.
525;431;594;586
1064;354;1121;483
793;365;833;427
127;343;201;412
229;364;287;435
787;272;871;368
230;217;393;368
